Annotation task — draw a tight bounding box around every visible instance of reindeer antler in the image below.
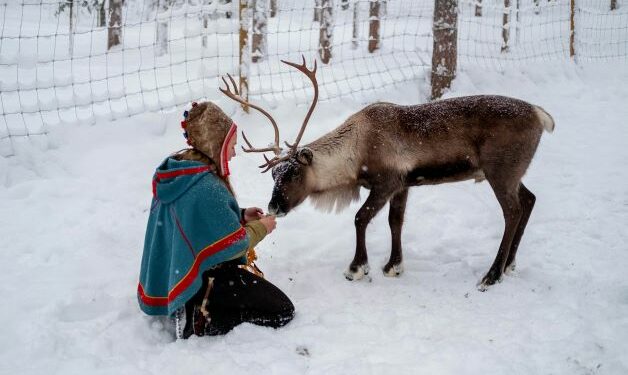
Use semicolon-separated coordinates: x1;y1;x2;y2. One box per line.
219;74;282;158
219;55;319;173
280;55;318;151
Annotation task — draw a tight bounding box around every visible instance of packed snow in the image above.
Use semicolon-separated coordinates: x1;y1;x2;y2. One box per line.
1;62;628;374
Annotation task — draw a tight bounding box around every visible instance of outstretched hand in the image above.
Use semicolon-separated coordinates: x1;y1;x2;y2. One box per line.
243;207;264;223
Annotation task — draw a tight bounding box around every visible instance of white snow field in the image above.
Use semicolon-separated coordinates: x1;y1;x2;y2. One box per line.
1;62;628;374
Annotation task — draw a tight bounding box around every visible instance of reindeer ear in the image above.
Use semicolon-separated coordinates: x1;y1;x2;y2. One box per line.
296;148;313;165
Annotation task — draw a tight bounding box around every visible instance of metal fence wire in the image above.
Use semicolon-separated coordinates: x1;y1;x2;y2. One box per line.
1;0;627;156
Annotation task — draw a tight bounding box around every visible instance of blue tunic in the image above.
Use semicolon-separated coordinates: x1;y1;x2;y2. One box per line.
137;158;249;316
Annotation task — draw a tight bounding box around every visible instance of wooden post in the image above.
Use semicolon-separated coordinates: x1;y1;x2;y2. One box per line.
108;0;123;50
251;0;267;63
475;0;482;17
570;0;575;58
341;0;349;10
431;0;458;100
319;0;332;63
239;0;250;112
155;0;169;56
611;0;617;11
368;0;380;53
501;0;510;52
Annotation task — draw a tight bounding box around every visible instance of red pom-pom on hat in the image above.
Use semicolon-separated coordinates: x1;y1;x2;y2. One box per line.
181;120;187;129
191;102;198;107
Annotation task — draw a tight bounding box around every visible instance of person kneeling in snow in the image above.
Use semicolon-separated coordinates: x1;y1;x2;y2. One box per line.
137;101;294;339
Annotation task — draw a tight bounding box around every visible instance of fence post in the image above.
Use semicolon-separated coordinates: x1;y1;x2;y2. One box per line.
251;0;267;63
501;0;510;52
319;0;333;63
431;0;458;100
239;0;250;112
611;0;617;10
341;0;349;11
570;0;575;59
368;0;380;53
475;0;482;17
108;0;123;50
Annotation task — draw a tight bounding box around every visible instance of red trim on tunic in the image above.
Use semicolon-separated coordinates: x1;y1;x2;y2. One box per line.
152;165;210;197
138;226;247;307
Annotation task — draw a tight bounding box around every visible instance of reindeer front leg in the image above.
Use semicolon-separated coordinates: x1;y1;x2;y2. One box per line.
345;185;397;281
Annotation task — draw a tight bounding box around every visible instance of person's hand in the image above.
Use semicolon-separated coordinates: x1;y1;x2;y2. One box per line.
259;215;277;234
244;207;264;223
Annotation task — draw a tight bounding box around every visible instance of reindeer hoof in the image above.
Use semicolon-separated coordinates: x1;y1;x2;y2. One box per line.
477;270;503;292
344;264;370;281
504;262;517;276
383;263;403;277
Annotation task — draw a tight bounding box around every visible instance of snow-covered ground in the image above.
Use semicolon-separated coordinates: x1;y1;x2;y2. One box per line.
1;62;628;374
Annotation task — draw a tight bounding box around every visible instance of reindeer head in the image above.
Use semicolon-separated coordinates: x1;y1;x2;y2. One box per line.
220;56;319;216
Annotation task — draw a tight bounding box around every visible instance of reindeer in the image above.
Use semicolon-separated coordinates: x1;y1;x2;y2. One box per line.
220;57;554;290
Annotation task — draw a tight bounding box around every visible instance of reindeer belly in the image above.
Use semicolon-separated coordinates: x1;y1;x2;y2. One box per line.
406;159;483;186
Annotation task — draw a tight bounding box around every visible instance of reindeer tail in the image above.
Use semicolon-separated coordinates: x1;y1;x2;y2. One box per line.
534;106;555;133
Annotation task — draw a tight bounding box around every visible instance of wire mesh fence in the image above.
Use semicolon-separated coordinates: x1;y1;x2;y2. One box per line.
1;0;627;156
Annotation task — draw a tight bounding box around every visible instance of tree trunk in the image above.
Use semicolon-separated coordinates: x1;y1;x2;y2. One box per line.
475;0;482;17
252;0;268;63
98;0;106;27
319;0;333;63
108;0;123;50
431;0;458;99
155;0;169;56
368;0;380;53
314;0;322;22
270;0;277;17
611;0;617;10
352;0;359;49
239;0;250;112
68;0;74;56
501;0;510;52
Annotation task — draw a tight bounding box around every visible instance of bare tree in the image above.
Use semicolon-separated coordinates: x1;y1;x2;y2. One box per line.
270;0;277;17
252;0;268;63
368;0;380;53
314;0;322;22
98;0;106;27
431;0;458;99
319;0;333;63
69;0;75;56
352;0;359;49
501;0;510;52
108;0;123;50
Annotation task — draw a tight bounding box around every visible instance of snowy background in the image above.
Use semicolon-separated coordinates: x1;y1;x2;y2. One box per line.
1;61;628;374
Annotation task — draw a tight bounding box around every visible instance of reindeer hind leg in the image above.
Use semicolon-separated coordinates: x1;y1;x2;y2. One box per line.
383;188;409;277
504;183;536;275
478;172;524;291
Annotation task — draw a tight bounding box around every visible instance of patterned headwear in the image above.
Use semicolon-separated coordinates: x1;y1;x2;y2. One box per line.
181;101;237;177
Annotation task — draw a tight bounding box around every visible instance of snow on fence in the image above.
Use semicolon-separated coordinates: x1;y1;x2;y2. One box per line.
1;0;626;157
